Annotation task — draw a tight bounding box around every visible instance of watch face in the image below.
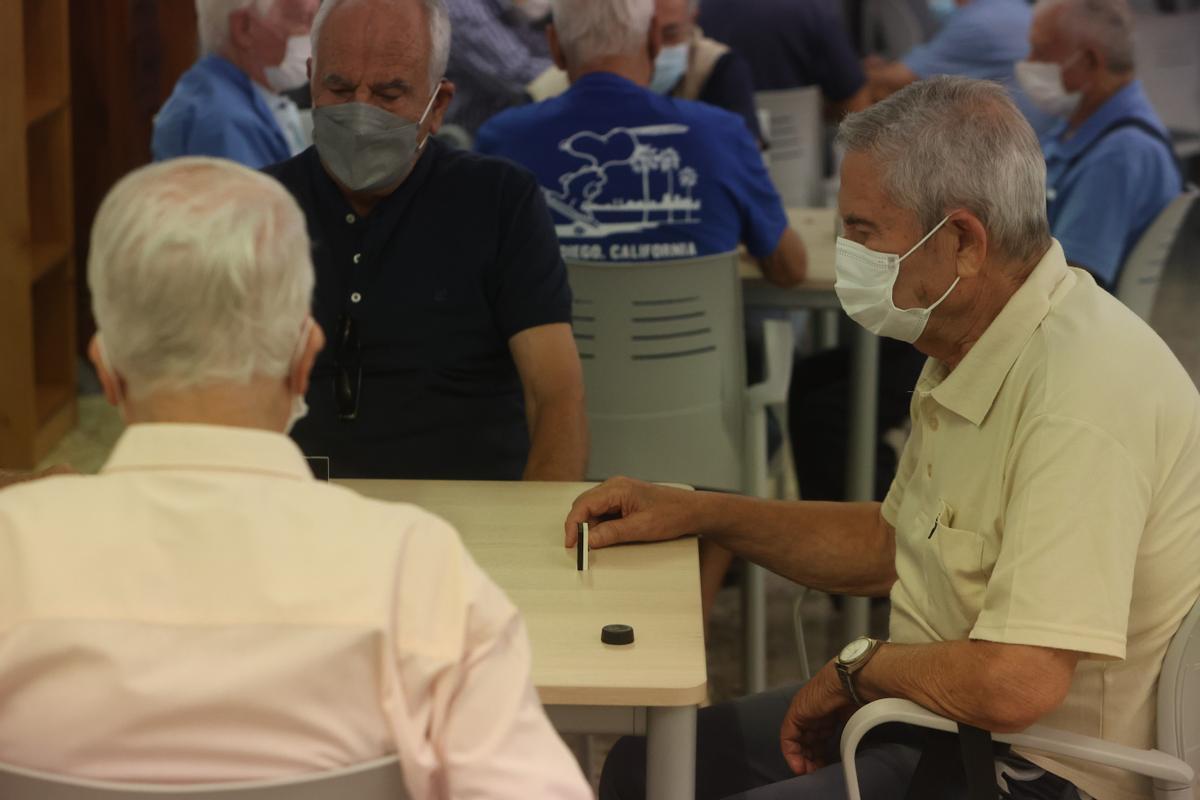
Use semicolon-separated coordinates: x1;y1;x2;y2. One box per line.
840;638;872;663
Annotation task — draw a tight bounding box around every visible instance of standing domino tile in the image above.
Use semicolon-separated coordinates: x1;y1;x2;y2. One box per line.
577;522;589;571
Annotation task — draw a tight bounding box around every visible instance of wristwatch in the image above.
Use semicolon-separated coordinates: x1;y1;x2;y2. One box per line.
836;636;883;707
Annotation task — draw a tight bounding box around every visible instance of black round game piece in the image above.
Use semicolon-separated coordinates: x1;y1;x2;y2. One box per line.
601;624;635;646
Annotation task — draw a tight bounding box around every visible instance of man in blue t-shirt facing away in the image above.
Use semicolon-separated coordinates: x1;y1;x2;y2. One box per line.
1019;0;1181;290
865;0;1057;137
475;0;808;286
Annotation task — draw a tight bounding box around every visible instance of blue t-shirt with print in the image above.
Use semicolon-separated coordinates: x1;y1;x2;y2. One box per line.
475;72;788;263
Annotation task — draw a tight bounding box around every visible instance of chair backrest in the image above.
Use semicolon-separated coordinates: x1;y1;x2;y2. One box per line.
1156;595;1200;794
0;757;406;800
566;252;749;492
755;87;824;208
1116;190;1198;321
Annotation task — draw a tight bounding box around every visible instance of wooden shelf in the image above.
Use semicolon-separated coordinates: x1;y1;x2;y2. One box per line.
25;93;65;127
32;241;71;283
22;0;69;121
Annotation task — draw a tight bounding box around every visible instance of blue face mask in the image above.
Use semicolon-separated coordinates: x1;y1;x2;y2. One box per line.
928;0;957;25
650;43;690;95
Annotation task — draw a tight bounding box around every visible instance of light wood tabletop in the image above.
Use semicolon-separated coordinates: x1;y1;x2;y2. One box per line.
337;480;708;709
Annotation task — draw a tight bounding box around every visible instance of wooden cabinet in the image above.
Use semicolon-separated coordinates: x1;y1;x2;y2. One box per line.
1;0;76;468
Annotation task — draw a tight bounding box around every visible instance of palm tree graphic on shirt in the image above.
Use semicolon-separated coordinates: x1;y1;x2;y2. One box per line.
543;125;703;238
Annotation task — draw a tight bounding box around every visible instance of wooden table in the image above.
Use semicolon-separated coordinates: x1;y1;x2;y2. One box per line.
337;479;707;800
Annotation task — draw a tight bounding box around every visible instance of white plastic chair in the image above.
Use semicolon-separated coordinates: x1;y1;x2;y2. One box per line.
0;757;406;800
840;596;1200;799
756;87;825;209
566;252;795;694
1116;189;1199;321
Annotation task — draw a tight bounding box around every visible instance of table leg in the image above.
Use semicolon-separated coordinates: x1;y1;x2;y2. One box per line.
742;563;767;694
843;326;880;642
646;705;697;800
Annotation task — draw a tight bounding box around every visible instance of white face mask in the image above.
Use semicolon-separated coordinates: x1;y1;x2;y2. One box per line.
285;317;314;434
264;35;311;93
1014;56;1083;119
650;43;690;95
834;215;957;344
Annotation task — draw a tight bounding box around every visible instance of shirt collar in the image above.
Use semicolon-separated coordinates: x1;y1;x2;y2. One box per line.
1047;81;1152;161
925;240;1076;426
570;72;645;93
102;424;314;482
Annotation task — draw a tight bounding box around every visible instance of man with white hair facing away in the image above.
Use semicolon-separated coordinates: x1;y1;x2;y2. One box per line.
570;77;1200;800
1018;0;1182;290
265;0;588;481
0;158;591;799
153;0;318;167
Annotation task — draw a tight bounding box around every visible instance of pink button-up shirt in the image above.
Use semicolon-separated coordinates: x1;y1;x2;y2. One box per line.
0;424;591;799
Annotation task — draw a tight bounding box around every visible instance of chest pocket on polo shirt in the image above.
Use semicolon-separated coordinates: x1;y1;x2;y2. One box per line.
921;499;989;637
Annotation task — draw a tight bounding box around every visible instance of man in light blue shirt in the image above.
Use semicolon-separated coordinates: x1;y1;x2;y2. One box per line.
153;0;317;168
1021;0;1181;289
866;0;1057;136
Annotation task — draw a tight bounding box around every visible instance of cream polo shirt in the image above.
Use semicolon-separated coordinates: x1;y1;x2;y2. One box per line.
882;241;1200;800
0;424;590;800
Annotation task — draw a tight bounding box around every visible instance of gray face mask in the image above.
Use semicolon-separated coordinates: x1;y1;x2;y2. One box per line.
312;92;439;193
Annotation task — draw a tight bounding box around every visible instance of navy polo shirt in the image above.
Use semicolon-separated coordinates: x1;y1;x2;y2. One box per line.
698;0;865;101
475;72;788;263
263;140;571;479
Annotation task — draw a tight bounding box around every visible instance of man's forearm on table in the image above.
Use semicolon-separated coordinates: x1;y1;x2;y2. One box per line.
690;493;897;596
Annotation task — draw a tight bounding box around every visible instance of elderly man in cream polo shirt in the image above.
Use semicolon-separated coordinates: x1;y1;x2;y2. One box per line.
570;76;1200;800
0;158;590;799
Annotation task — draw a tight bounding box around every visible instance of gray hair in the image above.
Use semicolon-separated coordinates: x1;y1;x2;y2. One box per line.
311;0;451;91
1037;0;1136;73
551;0;654;66
88;158;314;398
196;0;274;54
837;76;1051;264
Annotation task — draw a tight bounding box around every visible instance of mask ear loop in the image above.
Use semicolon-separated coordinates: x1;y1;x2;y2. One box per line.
415;84;442;150
898;214;952;263
892;214;959;313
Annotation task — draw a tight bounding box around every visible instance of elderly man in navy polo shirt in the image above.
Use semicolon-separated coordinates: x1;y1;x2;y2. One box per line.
1019;0;1182;290
264;0;588;481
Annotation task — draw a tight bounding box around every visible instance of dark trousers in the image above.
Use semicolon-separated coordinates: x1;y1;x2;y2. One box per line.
599;685;1084;800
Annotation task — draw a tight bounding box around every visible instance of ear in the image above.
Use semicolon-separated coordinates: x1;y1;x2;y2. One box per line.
426;79;455;136
949;212;988;278
547;24;568;71
227;8;257;53
88;335;126;409
290;321;326;398
648;15;664;62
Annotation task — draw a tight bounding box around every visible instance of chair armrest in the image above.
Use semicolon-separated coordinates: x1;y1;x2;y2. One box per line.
839;699;1194;800
746;318;795;410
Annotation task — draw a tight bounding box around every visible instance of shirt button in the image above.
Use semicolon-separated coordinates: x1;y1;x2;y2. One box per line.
350;292;363;304
928;415;939;432
353;253;362;264
345;213;356;224
927;463;933;479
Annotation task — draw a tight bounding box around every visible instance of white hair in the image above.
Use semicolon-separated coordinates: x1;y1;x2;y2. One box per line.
551;0;654;66
837;76;1051;263
311;0;451;91
1037;0;1136;73
196;0;275;54
88;158;314;399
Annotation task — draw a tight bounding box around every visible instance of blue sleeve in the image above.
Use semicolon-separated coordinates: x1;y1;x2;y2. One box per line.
699;53;764;144
902;15;985;78
184;115;288;169
721;115;788;259
474;116;503;156
1050;156;1136;288
488;167;573;338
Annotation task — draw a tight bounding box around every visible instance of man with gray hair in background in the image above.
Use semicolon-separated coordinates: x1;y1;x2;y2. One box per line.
154;0;319;166
0;157;591;798
1017;0;1182;289
567;76;1200;799
265;0;588;482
